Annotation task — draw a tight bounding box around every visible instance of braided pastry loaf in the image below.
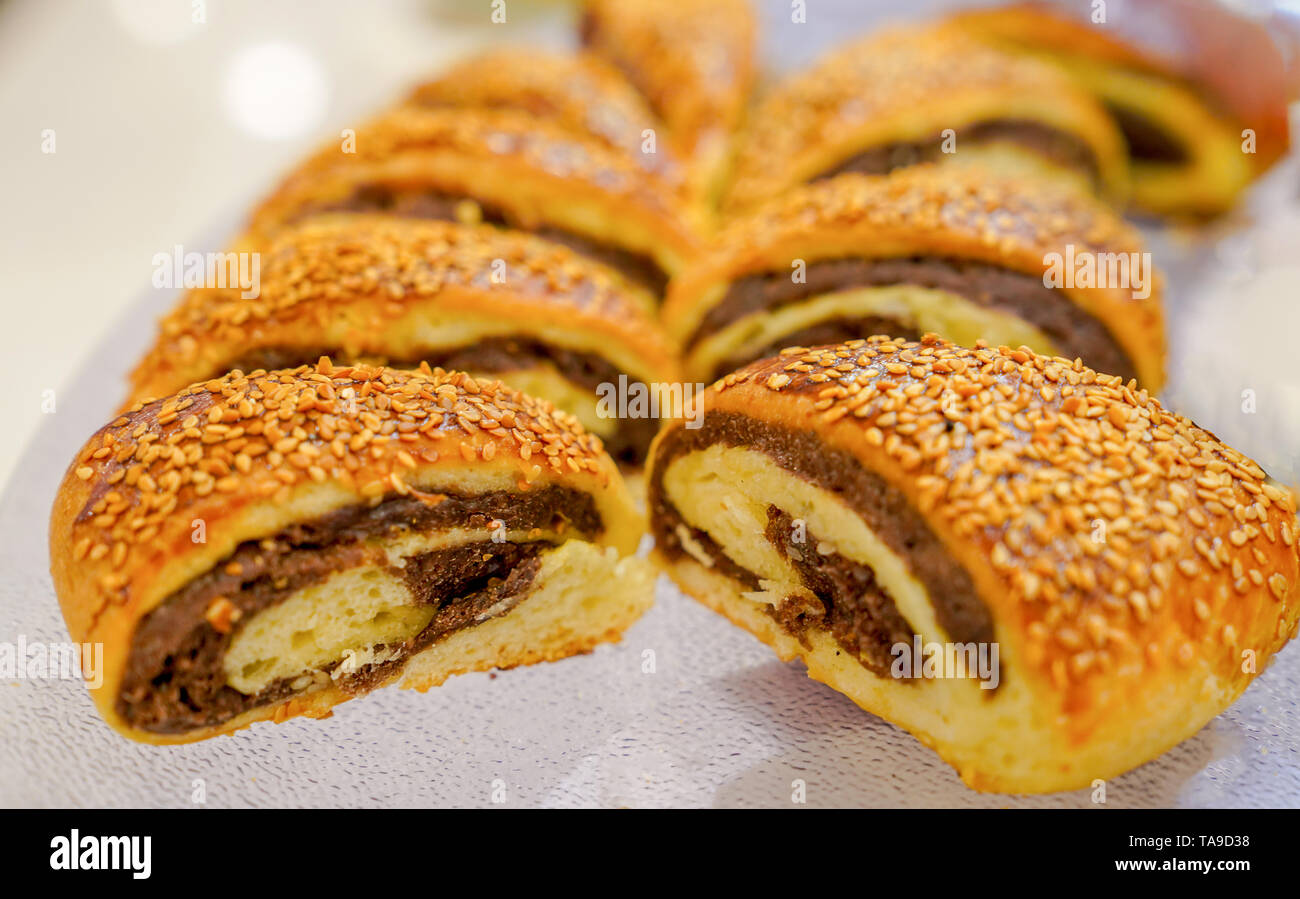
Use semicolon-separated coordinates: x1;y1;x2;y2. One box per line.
647;336;1299;792
51;364;653;743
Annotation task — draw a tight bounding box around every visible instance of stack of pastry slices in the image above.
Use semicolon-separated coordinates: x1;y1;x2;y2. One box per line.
47;0;1299;795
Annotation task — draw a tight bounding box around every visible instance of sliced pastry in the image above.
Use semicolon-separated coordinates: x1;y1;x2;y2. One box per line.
241;106;703;298
51;363;653;743
665;166;1165;389
580;0;757;206
949;0;1291;217
724;22;1127;213
647;335;1300;793
129;216;680;467
406;47;684;188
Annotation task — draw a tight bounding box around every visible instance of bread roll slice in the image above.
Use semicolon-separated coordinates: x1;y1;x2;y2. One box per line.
647;335;1299;793
724;22;1128;213
666;166;1165;391
51;363;653;743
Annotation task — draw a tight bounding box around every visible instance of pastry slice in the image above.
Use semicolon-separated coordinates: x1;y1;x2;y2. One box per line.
724;22;1127;213
666;166;1165;389
580;0;757;207
647;335;1300;793
51;363;653;743
241;106;703;299
949;0;1291;217
406;47;684;189
129;215;680;468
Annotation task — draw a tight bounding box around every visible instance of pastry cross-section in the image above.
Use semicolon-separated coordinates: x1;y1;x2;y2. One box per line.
241;106;704;299
724;22;1129;212
665;166;1165;390
646;335;1299;793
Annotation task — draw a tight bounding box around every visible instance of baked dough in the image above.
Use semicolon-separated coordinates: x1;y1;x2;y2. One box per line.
51;363;653;743
647;335;1300;793
665;166;1165;390
406;47;685;189
240;106;704;299
129;215;681;467
724;22;1128;213
580;0;757;208
949;1;1291;217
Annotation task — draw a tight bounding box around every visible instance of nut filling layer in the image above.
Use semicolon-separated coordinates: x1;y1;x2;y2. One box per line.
649;411;994;672
118;487;602;733
764;506;918;676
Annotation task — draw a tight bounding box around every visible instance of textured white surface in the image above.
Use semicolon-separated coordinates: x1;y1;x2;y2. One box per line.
1;0;1298;809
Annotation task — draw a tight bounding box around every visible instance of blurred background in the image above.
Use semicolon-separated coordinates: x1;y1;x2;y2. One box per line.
2;0;1298;493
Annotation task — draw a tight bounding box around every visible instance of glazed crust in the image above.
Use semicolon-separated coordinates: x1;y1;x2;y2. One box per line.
648;335;1300;790
665;167;1166;390
405;47;685;187
948;1;1290;173
51;364;644;743
580;0;757;202
128;215;681;409
239;106;704;275
724;23;1128;212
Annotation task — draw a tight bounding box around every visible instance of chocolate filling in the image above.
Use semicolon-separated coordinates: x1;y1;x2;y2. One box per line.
220;338;659;467
812;119;1100;186
764;507;918;676
118;487;601;733
689;257;1136;382
1104;103;1189;164
300;184;669;295
649;411;994;665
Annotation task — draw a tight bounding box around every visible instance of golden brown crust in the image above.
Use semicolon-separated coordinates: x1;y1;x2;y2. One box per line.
666;167;1166;390
51;363;643;741
723;22;1128;212
580;0;757;201
653;334;1300;749
240;106;704;274
128;215;681;408
406;47;684;188
948;1;1291;172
